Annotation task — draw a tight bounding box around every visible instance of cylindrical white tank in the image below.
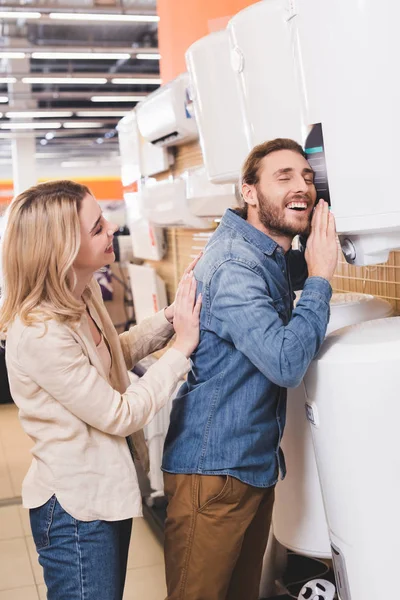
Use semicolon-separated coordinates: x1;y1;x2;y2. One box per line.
273;294;393;558
303;317;400;600
292;0;400;264
228;0;303;148
185;31;249;184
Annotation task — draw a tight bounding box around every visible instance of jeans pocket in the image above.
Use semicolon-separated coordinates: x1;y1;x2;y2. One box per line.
29;495;57;551
196;475;230;513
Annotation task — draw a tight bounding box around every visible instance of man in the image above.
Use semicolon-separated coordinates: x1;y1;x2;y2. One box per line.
162;138;338;600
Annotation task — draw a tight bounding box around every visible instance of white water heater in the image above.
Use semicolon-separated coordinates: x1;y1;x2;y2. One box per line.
272;293;393;558
228;0;303;148
128;264;167;324
291;0;400;264
304;317;400;600
186;30;249;183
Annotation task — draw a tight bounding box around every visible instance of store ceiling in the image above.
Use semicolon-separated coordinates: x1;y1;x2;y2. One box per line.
0;0;159;169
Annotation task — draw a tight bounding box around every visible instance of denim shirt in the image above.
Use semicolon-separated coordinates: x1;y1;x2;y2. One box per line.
162;209;332;488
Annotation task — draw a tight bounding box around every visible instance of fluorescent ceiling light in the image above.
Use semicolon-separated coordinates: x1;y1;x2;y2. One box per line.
49;13;159;23
63;122;103;129
91;95;144;103
32;51;131;60
0;122;62;130
6;111;73;119
0;78;16;84
0;52;26;59
61;160;97;168
0;96;8;103
136;53;161;60
75;110;128;117
0;11;41;19
111;77;161;85
22;77;107;85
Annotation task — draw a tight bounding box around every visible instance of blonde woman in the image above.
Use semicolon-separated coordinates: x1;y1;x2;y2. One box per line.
0;180;201;600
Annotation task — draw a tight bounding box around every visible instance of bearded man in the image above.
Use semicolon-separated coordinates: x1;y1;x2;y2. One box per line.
162;138;338;600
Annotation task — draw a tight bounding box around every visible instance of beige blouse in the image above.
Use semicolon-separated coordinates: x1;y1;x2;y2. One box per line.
5;278;190;521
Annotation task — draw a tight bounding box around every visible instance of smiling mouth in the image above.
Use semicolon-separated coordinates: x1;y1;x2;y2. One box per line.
286;201;308;212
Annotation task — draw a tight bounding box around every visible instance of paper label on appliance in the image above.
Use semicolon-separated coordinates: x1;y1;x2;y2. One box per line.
305;122;331;206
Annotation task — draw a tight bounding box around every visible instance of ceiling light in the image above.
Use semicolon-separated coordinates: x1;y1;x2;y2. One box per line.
96;138;104;144
22;77;107;85
75;110;129;117
40;139;48;146
0;122;62;130
111;77;161;85
49;13;159;23
61;160;97;168
63;122;103;129
6;111;73;119
0;97;8;103
45;132;55;140
0;11;41;19
136;53;161;60
0;52;26;59
91;95;144;103
0;78;16;84
31;52;131;60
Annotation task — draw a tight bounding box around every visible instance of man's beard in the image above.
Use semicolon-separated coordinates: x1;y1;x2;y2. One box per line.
257;187;313;237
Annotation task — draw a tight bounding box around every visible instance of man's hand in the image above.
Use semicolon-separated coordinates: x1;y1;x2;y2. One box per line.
305;199;338;282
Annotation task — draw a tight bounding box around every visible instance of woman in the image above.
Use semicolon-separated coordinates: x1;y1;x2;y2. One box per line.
0;180;201;600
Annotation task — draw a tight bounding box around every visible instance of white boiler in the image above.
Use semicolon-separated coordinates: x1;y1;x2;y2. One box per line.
304;316;400;600
291;0;400;264
272;294;392;558
228;0;303;148
186;30;249;184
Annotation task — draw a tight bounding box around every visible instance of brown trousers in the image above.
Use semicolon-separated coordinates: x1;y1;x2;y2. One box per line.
163;473;275;600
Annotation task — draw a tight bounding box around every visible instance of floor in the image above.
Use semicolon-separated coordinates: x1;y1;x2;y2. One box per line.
0;404;167;600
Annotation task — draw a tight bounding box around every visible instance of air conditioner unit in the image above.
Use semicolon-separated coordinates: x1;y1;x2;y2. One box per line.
136;73;198;148
142;177;211;229
184;167;240;218
128;264;168;324
117;110;171;179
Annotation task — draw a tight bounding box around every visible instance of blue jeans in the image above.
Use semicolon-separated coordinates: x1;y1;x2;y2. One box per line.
30;496;132;600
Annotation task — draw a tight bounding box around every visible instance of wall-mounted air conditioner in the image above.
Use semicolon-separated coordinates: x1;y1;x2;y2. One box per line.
142;177;211;229
136;73;198;148
128;264;168;324
117;110;171;179
184;167;241;218
186;30;250;184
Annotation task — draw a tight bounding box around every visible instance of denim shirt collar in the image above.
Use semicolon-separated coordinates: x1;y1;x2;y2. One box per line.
221;209;279;256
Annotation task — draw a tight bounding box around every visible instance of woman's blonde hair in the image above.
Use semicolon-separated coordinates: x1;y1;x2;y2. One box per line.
0;179;91;336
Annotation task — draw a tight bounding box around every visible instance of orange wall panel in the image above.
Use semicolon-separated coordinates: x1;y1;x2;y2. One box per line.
157;0;258;83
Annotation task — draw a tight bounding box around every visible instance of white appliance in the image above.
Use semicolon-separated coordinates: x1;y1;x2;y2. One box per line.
303;316;400;600
145;378;185;494
142;177;212;229
272;293;393;558
186;30;249;183
128;264;168;324
291;0;400;264
117;110;171;179
136;73;198;148
124;189;166;261
184;167;240;218
117;111;167;261
228;0;303;148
